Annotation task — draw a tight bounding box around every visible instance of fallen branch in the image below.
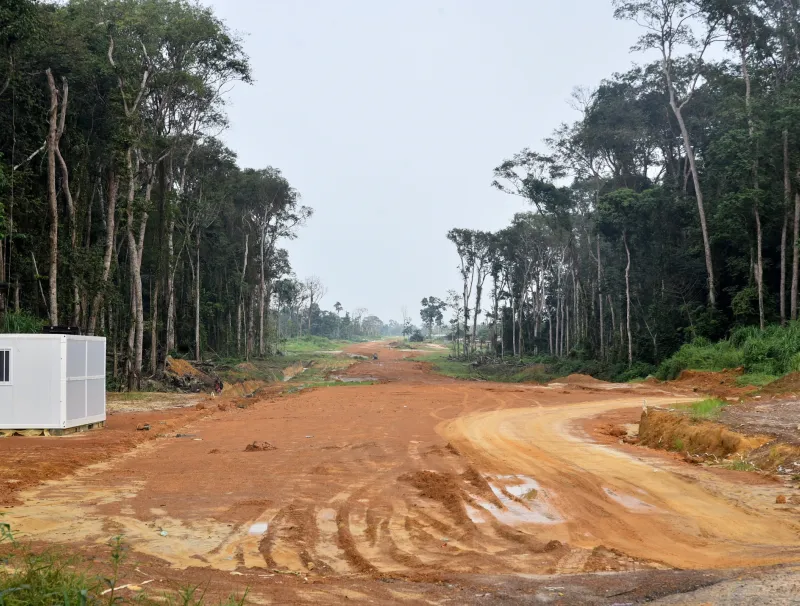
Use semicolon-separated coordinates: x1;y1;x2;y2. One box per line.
13;141;46;171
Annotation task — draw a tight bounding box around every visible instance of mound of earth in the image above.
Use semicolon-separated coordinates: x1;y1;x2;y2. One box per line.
244;440;277;452
672;368;754;398
759;371;800;396
561;373;610;386
165;356;215;390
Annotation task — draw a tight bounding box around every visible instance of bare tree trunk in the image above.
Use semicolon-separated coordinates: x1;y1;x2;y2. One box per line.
308;292;314;337
195;229;201;362
742;50;764;330
236;301;242;354
794;166;800;321
247;289;257;359
45;69;59;326
781;130;790;325
755;208;765;329
608;293;616;352
88;171;118;334
125;155;150;390
518;292;524;356
668;90;715;307
491;282;499;354
472;282;483;348
510;288;516;356
597;235;604;359
111;306;117;380
48;75;80;327
165;214;177;354
259;249;265;356
126;220;143;389
555;293;561;357
462;285;470;357
150;281;159;373
624;231;632;367
237;233;248;355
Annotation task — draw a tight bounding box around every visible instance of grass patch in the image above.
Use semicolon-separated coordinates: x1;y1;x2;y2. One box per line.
107;391;150;402
723;457;758;472
681;398;727;421
282;380;375;394
0;550;100;606
280;336;353;353
0;526;249;605
414;352;555;383
735;373;778;387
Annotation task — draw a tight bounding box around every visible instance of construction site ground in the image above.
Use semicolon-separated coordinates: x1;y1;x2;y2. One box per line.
2;342;800;605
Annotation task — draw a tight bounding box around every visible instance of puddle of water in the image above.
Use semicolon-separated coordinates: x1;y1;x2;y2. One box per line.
496;474;541;499
467;474;562;526
248;522;269;535
603;487;656;512
331;375;377;383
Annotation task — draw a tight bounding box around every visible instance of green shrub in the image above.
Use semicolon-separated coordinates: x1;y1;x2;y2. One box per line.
1;311;45;334
656;337;744;380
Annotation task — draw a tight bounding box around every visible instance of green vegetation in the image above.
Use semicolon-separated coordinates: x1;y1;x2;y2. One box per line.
280;336;352;353
438;2;800;381
724;458;759;472
657;322;800;381
682;398;728;422
418;349;656;384
1;311;45;334
735;373;779;387
0;525;246;605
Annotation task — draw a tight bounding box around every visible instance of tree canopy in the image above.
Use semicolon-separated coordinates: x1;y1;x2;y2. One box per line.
446;0;800;373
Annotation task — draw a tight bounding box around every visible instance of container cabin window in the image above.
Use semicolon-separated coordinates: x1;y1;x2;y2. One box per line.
0;349;9;383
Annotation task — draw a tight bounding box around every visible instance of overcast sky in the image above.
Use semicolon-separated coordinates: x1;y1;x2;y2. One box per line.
203;0;647;324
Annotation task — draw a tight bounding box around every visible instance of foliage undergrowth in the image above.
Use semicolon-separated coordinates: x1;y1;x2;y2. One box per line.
417;351;656;384
657;322;800;380
0;311;45;334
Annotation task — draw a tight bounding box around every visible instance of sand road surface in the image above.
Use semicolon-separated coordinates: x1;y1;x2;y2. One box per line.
3;341;800;603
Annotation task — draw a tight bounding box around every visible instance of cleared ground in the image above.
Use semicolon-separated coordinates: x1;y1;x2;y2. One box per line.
2;342;800;604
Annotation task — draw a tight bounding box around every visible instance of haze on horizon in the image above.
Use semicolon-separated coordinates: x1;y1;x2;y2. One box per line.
204;0;646;324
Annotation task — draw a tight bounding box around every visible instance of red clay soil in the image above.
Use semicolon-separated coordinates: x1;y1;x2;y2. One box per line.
2;342;800;604
559;373;610;386
759;371;800;396
0;407;210;507
580;408;781;487
669;368;756;399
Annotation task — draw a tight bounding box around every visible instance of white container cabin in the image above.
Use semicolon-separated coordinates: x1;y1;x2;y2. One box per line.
0;334;106;433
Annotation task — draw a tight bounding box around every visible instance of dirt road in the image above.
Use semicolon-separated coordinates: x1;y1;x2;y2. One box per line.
3;341;800;603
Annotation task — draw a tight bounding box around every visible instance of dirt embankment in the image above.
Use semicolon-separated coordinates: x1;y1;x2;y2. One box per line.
638;408;771;458
628;400;800;476
622;367;800;474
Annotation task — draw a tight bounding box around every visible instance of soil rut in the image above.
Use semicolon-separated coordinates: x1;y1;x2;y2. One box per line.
3;341;800;594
